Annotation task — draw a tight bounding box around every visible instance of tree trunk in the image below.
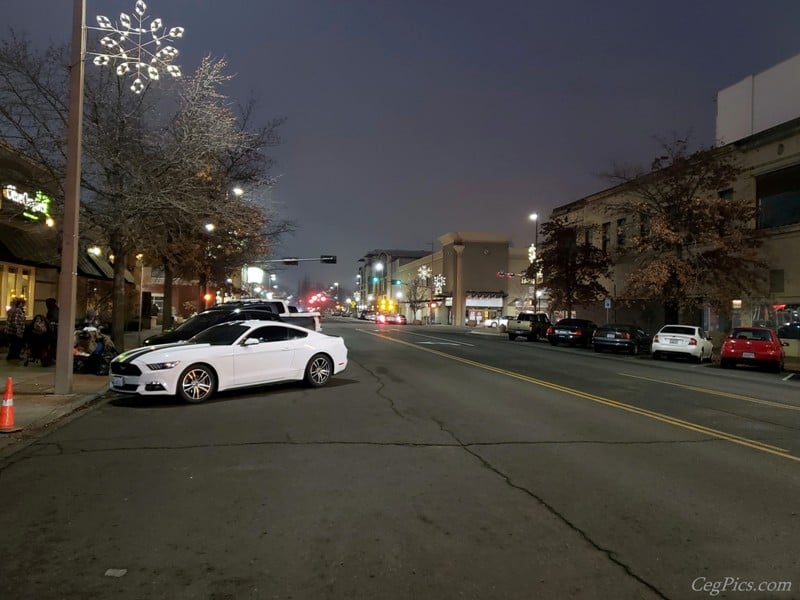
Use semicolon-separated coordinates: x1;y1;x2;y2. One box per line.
111;245;128;351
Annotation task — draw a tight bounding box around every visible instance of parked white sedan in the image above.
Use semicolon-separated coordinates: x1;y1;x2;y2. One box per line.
109;320;348;403
651;324;714;363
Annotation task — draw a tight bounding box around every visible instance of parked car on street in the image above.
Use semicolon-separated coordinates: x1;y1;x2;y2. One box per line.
143;306;281;345
111;320;349;403
359;310;377;321
592;324;651;355
777;322;800;339
507;312;552;341
546;318;597;347
484;315;515;329
720;327;788;372
651;324;713;363
378;313;407;324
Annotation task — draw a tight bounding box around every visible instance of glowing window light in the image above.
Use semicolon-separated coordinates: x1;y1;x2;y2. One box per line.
89;1;184;94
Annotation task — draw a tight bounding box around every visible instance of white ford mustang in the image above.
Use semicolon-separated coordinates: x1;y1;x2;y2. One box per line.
109;320;348;403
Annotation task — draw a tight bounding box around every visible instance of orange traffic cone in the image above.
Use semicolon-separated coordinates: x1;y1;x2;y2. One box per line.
0;377;22;433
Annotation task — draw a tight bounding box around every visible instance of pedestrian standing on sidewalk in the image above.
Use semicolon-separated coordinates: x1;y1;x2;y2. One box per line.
5;298;27;360
45;297;59;329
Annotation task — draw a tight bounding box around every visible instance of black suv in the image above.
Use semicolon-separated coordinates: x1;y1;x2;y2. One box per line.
143;306;280;345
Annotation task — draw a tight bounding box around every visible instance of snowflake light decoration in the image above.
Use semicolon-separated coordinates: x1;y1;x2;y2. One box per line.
89;1;184;94
433;274;446;295
418;265;431;282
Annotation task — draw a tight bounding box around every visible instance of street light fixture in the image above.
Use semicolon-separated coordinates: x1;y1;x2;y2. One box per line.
529;212;539;310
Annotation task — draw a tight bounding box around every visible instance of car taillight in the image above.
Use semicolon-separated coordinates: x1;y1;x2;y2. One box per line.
689;338;698;346
623;332;631;339
653;335;660;343
546;326;554;335
574;329;582;336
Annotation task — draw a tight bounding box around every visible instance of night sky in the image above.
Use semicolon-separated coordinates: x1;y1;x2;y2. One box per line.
6;0;800;296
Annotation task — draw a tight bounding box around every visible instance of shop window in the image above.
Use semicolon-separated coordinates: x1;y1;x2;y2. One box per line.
616;218;626;249
2;264;33;312
639;214;650;239
756;164;800;228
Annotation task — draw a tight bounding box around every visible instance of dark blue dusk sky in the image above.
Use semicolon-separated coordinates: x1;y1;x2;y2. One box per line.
6;1;800;294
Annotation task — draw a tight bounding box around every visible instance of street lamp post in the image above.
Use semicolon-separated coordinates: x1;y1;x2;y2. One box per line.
136;253;144;345
375;262;384;298
202;223;215;310
54;0;86;395
55;0;184;394
529;212;539;311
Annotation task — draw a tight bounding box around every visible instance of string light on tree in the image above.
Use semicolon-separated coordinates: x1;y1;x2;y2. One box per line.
90;0;185;94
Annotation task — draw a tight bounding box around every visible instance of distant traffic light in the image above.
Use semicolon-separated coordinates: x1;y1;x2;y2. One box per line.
320;255;337;264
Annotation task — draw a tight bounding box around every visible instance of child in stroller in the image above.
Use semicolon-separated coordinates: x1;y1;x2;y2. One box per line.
23;314;55;367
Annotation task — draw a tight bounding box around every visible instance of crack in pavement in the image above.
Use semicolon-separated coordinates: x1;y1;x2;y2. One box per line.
432;417;671;600
352;358;408;420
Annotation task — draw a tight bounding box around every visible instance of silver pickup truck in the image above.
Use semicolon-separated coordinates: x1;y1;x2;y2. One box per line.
506;312;551;341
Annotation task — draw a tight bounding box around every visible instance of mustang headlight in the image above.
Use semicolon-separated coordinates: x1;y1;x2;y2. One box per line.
146;361;181;371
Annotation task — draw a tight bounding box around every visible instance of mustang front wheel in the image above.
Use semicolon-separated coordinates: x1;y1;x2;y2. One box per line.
305;354;333;387
177;364;217;403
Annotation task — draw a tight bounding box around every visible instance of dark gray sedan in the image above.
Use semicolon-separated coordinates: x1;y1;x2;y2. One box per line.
546;318;597;347
592;323;651;355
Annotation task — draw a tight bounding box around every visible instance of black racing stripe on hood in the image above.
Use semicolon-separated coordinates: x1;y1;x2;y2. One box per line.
116;343;187;363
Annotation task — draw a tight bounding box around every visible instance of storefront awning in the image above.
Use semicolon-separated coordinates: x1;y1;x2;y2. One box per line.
0;223;129;281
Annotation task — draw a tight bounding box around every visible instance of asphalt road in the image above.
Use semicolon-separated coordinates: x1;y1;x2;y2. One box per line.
0;320;798;599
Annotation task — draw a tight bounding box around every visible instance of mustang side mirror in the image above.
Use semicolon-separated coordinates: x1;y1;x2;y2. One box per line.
243;338;261;346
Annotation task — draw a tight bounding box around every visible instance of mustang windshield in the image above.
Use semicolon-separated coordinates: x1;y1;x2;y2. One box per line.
190;323;249;345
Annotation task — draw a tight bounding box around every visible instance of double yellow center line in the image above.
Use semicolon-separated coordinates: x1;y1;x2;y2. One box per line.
360;329;797;463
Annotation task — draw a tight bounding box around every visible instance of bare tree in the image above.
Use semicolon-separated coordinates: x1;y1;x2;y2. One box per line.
0;36;288;347
604;136;766;322
404;278;430;321
528;217;610;315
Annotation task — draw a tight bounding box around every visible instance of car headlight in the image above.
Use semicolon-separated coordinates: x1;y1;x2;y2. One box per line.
146;361;181;371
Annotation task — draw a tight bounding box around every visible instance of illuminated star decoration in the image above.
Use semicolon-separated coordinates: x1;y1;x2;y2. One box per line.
418;265;431;283
89;0;184;94
433;274;446;295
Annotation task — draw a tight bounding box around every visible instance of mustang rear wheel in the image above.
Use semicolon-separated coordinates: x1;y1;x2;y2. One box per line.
177;364;217;403
305;354;333;387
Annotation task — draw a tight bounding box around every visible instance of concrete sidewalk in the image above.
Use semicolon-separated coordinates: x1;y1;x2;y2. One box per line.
0;329;160;459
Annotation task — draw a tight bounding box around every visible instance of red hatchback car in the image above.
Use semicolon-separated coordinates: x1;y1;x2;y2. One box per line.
719;327;788;372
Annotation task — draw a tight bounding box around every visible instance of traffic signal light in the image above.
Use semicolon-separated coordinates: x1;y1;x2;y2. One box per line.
320;255;337;264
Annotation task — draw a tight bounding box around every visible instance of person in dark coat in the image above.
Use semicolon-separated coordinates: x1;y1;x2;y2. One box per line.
5;298;27;360
45;297;59;328
24;314;54;366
